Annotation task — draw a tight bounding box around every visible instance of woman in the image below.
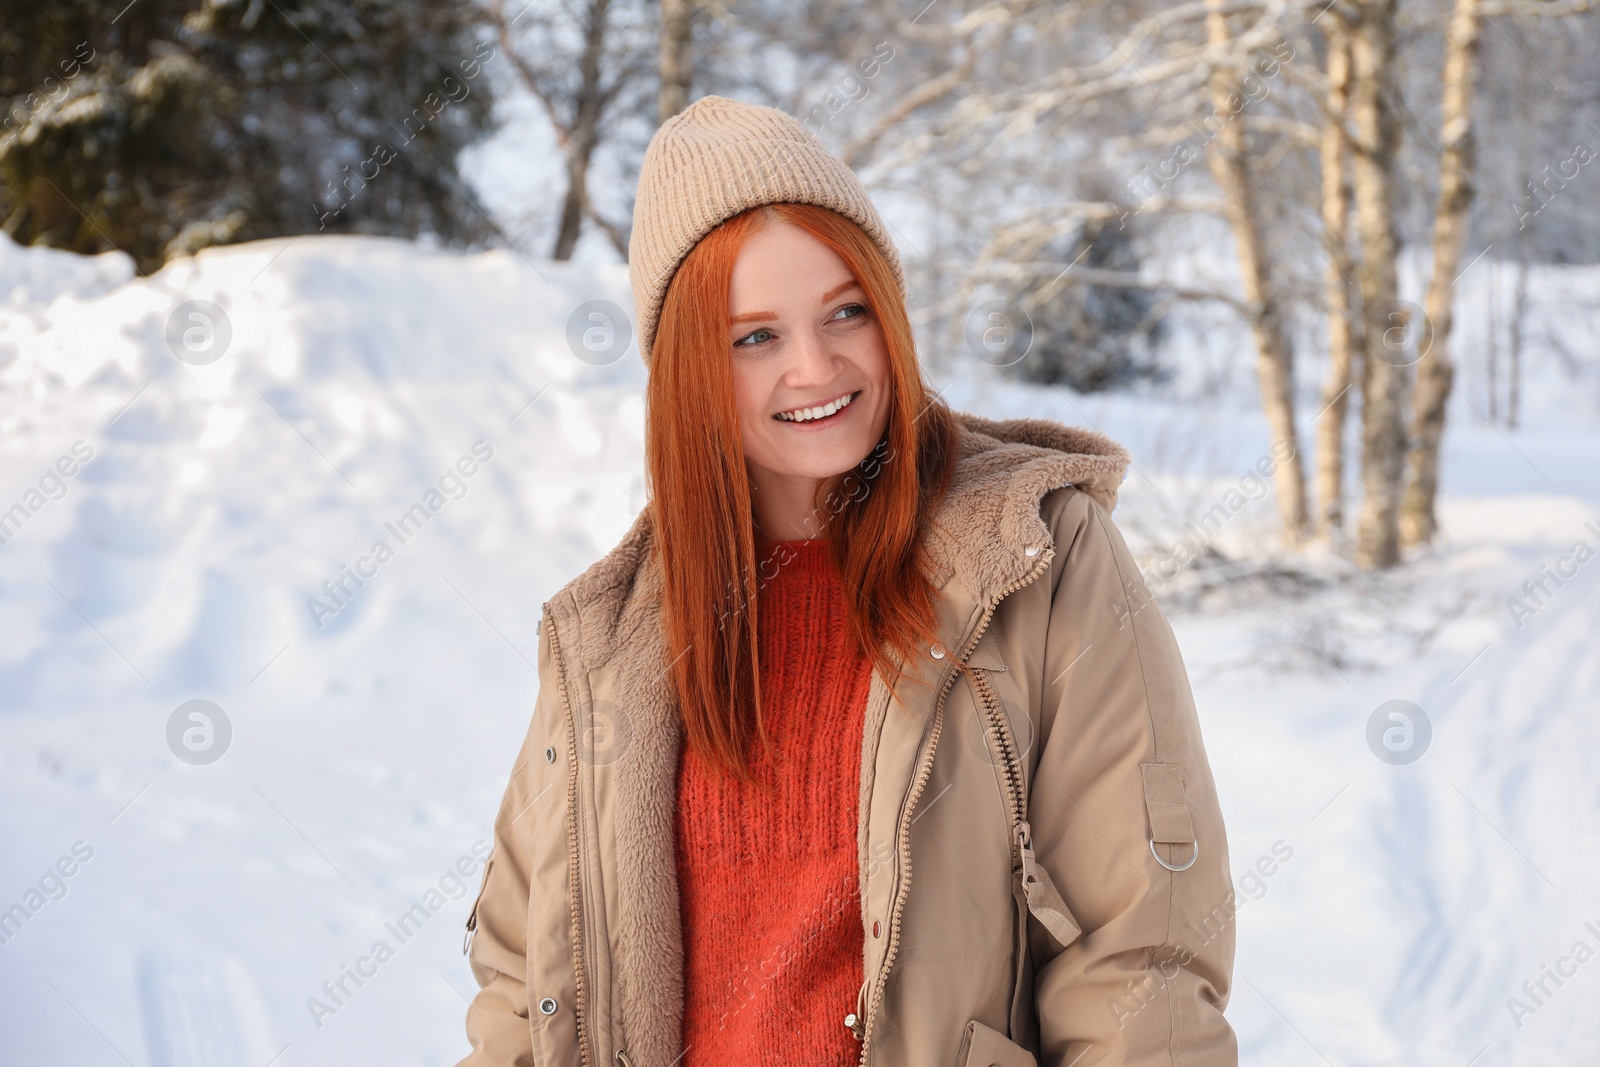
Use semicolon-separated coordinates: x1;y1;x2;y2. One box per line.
458;95;1237;1067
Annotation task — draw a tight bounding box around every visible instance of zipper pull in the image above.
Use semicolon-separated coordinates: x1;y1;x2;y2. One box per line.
1015;820;1037;883
1014;819;1084;949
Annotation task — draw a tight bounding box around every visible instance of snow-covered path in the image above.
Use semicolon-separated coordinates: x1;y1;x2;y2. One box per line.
1170;465;1600;1064
1;233;1596;1065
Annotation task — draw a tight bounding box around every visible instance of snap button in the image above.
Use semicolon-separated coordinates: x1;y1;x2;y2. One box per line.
545;746;556;763
538;997;558;1015
930;644;945;660
1024;544;1040;557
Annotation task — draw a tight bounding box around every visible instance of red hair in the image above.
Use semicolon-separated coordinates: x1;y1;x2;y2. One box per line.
646;202;960;785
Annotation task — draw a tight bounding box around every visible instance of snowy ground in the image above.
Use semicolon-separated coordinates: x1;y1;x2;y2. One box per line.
1;232;1597;1066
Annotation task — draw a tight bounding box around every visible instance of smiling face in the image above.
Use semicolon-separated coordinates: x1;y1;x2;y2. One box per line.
727;217;892;540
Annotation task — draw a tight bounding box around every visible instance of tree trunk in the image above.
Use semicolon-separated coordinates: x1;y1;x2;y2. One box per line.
551;0;613;261
1508;250;1528;430
659;0;696;124
1400;0;1483;547
1348;0;1407;569
1204;0;1309;545
1487;261;1499;424
552;128;595;261
1315;15;1358;540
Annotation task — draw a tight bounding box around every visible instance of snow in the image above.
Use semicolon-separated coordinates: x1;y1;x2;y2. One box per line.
1;231;1597;1066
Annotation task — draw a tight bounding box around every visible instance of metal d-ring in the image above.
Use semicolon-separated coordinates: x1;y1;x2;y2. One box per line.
1150;837;1199;872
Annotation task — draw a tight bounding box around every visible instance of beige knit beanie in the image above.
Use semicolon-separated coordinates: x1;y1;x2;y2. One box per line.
627;94;906;370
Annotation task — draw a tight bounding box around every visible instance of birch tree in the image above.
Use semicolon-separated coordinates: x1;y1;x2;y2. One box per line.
1400;0;1596;544
1315;10;1358;540
658;0;696;122
1399;0;1481;547
1206;0;1310;544
1348;0;1407;569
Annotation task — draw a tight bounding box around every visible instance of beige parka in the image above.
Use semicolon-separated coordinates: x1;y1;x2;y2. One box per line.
457;410;1238;1067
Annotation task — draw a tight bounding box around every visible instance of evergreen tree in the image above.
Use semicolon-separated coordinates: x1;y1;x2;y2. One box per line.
0;0;498;273
1011;220;1170;394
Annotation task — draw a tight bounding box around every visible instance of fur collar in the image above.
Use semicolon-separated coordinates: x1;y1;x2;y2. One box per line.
539;408;1129;1067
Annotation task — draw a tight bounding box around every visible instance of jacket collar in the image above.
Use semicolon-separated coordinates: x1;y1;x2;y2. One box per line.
538;409;1128;1067
916;410;1129;600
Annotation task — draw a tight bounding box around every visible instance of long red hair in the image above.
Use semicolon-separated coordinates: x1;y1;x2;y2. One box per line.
645;202;961;785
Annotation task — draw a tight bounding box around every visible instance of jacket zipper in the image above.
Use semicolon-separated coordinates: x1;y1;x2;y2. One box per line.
963;666;1024;831
544;608;596;1067
964;665;1051;922
854;545;1055;1065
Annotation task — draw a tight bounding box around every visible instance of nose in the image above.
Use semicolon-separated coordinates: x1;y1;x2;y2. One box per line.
783;322;839;388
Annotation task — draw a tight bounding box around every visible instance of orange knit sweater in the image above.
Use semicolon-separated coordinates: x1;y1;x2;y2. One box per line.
674;536;871;1067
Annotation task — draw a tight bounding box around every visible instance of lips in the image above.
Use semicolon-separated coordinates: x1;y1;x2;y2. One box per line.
773;389;860;425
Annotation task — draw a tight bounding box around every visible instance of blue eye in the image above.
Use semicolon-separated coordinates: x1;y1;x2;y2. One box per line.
735;328;774;348
835;303;867;321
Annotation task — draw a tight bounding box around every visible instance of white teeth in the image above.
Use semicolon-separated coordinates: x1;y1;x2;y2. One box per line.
778;391;855;423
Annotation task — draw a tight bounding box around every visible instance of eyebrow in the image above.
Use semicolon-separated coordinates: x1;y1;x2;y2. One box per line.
729;279;863;325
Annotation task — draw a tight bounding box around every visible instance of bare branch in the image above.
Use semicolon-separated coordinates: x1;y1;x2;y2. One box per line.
971;262;1251;312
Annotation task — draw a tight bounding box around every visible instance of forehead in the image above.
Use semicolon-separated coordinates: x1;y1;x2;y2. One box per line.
728;221;858;310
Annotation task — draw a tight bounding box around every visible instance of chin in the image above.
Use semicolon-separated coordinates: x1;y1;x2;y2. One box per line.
756;438;875;481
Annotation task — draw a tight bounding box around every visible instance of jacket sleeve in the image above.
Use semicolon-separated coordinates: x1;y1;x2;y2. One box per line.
1028;486;1237;1066
457;622;560;1066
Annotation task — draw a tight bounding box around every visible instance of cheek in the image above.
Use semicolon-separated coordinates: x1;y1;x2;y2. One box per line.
859;328;890;384
857;331;892;420
729;364;773;448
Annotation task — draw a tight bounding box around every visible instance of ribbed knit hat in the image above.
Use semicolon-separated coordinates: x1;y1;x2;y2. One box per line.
627;94;906;370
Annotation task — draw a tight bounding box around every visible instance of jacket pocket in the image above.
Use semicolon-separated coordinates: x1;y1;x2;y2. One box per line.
954;1018;1038;1067
462;855;494;955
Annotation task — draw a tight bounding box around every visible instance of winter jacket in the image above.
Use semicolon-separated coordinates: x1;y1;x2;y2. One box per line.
457;410;1238;1067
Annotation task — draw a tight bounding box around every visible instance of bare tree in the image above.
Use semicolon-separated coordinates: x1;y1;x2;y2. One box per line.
1507;249;1528;429
1487;260;1501;423
1399;0;1481;548
1205;0;1310;545
1398;0;1596;538
486;0;653;261
1348;0;1407;569
1315;9;1358;540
